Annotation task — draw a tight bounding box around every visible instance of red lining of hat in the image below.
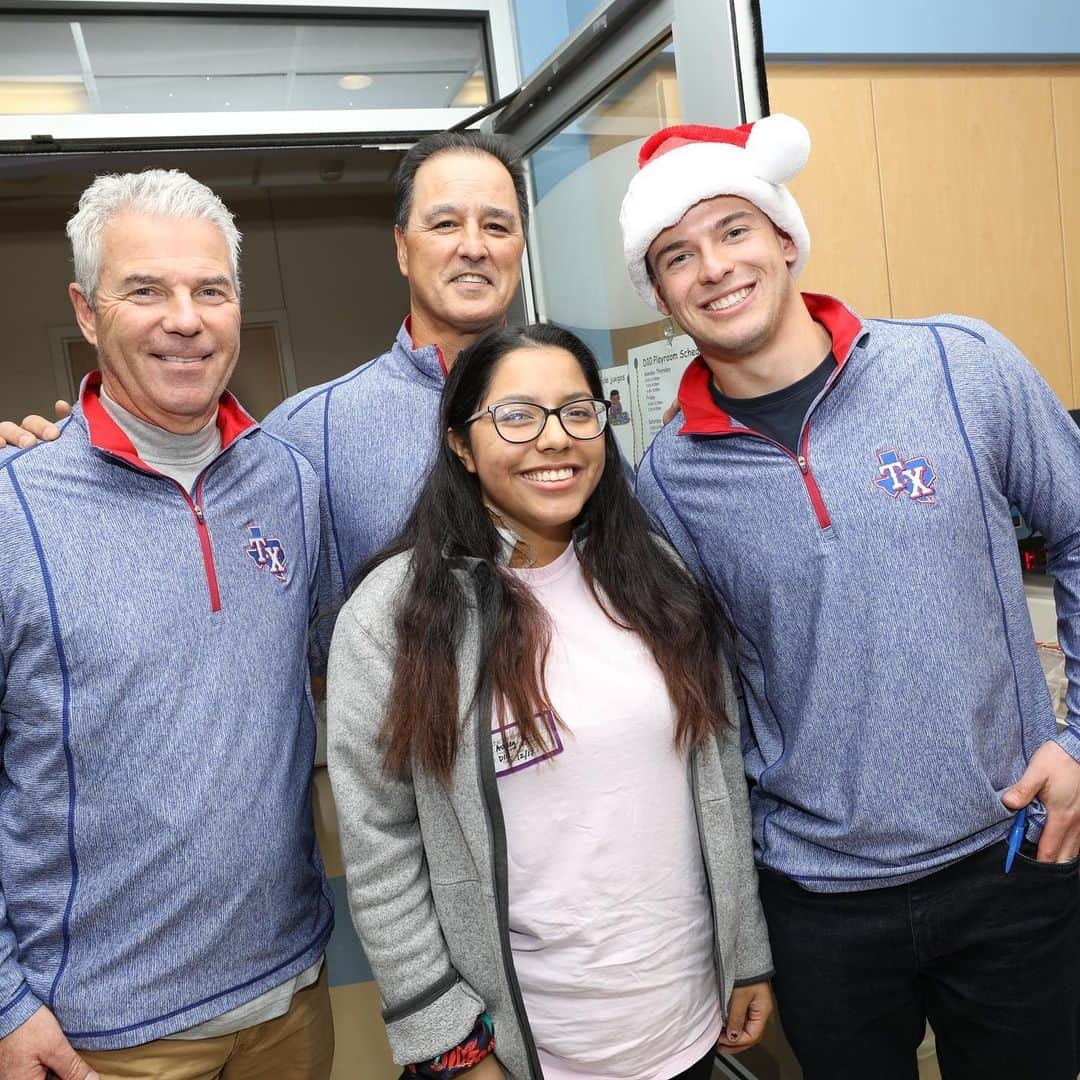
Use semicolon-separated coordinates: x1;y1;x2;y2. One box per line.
638;122;755;167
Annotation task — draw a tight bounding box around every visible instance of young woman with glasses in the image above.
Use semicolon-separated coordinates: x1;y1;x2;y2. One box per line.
327;324;772;1080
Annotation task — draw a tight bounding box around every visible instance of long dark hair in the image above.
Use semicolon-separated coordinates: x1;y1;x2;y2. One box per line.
359;323;729;780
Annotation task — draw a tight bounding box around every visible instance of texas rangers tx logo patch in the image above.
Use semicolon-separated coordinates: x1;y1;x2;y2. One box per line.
873;448;937;504
245;525;288;581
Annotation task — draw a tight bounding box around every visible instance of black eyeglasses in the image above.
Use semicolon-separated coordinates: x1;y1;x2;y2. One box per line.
465;398;611;444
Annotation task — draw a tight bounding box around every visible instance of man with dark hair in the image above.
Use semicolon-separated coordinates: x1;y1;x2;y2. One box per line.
624;114;1080;1080
260;130;528;621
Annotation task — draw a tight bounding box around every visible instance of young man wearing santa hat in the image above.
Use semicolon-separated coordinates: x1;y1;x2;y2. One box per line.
626;114;1080;1079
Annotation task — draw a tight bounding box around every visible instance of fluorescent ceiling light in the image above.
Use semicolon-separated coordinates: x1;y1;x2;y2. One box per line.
0;81;88;114
338;74;373;91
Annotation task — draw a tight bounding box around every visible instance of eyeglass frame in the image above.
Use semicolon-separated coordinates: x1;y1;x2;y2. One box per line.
463;397;612;444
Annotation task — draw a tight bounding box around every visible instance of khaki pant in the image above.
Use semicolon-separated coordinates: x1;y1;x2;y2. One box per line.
80;966;334;1080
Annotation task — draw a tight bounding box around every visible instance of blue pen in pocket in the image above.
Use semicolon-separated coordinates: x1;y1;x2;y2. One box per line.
1004;806;1028;873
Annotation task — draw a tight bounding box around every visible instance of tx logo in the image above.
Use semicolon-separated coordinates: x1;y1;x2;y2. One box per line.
245;525;288;581
873;449;937;504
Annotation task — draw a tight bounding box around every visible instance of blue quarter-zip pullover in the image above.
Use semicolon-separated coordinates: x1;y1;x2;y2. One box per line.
0;377;333;1047
636;294;1080;890
261;320;446;661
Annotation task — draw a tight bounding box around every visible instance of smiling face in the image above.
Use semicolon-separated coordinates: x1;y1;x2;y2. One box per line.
647;194;802;367
449;344;606;566
394;150;525;356
69;212;241;433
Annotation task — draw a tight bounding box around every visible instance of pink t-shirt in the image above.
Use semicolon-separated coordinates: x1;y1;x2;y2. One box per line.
499;543;721;1079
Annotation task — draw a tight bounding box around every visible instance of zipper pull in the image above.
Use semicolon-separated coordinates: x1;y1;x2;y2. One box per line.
796;455;809;474
193;504;206;524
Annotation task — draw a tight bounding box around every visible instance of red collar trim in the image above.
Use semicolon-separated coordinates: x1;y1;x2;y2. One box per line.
215;389;257;448
403;315;448;376
81;371;256;469
81;374;144;468
676;293;863;436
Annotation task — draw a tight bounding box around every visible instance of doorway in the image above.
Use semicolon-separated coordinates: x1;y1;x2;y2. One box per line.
1;144;409;420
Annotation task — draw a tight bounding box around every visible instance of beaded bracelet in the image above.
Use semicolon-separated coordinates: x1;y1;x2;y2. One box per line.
404;1012;495;1078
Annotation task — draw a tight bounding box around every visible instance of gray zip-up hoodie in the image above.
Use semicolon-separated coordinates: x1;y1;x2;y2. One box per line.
326;549;772;1077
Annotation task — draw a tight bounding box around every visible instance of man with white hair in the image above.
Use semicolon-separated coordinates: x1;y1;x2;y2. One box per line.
0;170;332;1079
624;115;1080;1079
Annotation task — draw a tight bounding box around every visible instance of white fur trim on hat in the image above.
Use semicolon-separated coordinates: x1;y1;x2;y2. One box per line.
620;113;811;309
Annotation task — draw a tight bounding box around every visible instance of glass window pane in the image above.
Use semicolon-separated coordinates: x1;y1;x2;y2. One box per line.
0;13;490;117
526;44;690;462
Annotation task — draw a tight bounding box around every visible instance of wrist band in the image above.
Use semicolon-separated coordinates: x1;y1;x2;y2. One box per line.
404;1012;495;1078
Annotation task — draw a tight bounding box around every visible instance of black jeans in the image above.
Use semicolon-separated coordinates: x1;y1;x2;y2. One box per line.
758;839;1080;1080
668;1048;715;1080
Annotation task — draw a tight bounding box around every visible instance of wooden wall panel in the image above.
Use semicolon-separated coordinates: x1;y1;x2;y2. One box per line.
1053;74;1080;410
767;67;893;318
871;72;1074;406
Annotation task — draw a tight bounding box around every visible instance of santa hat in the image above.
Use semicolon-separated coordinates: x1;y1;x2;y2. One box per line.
620;113;811;309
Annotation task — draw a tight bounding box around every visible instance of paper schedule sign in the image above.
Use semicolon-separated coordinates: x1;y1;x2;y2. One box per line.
600;333;698;464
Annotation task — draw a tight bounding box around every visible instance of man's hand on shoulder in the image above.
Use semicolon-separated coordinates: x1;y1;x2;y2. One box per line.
1003;740;1080;862
0;402;71;449
0;1005;99;1080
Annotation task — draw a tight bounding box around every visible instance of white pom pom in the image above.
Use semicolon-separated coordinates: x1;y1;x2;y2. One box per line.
745;113;810;184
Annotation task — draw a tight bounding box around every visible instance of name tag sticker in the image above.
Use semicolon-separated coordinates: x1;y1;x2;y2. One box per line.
492;709;564;777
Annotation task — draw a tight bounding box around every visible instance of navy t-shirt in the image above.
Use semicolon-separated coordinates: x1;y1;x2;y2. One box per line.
709;352;836;456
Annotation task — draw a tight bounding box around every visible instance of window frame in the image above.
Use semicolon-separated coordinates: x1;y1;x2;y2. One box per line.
0;0;519;149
